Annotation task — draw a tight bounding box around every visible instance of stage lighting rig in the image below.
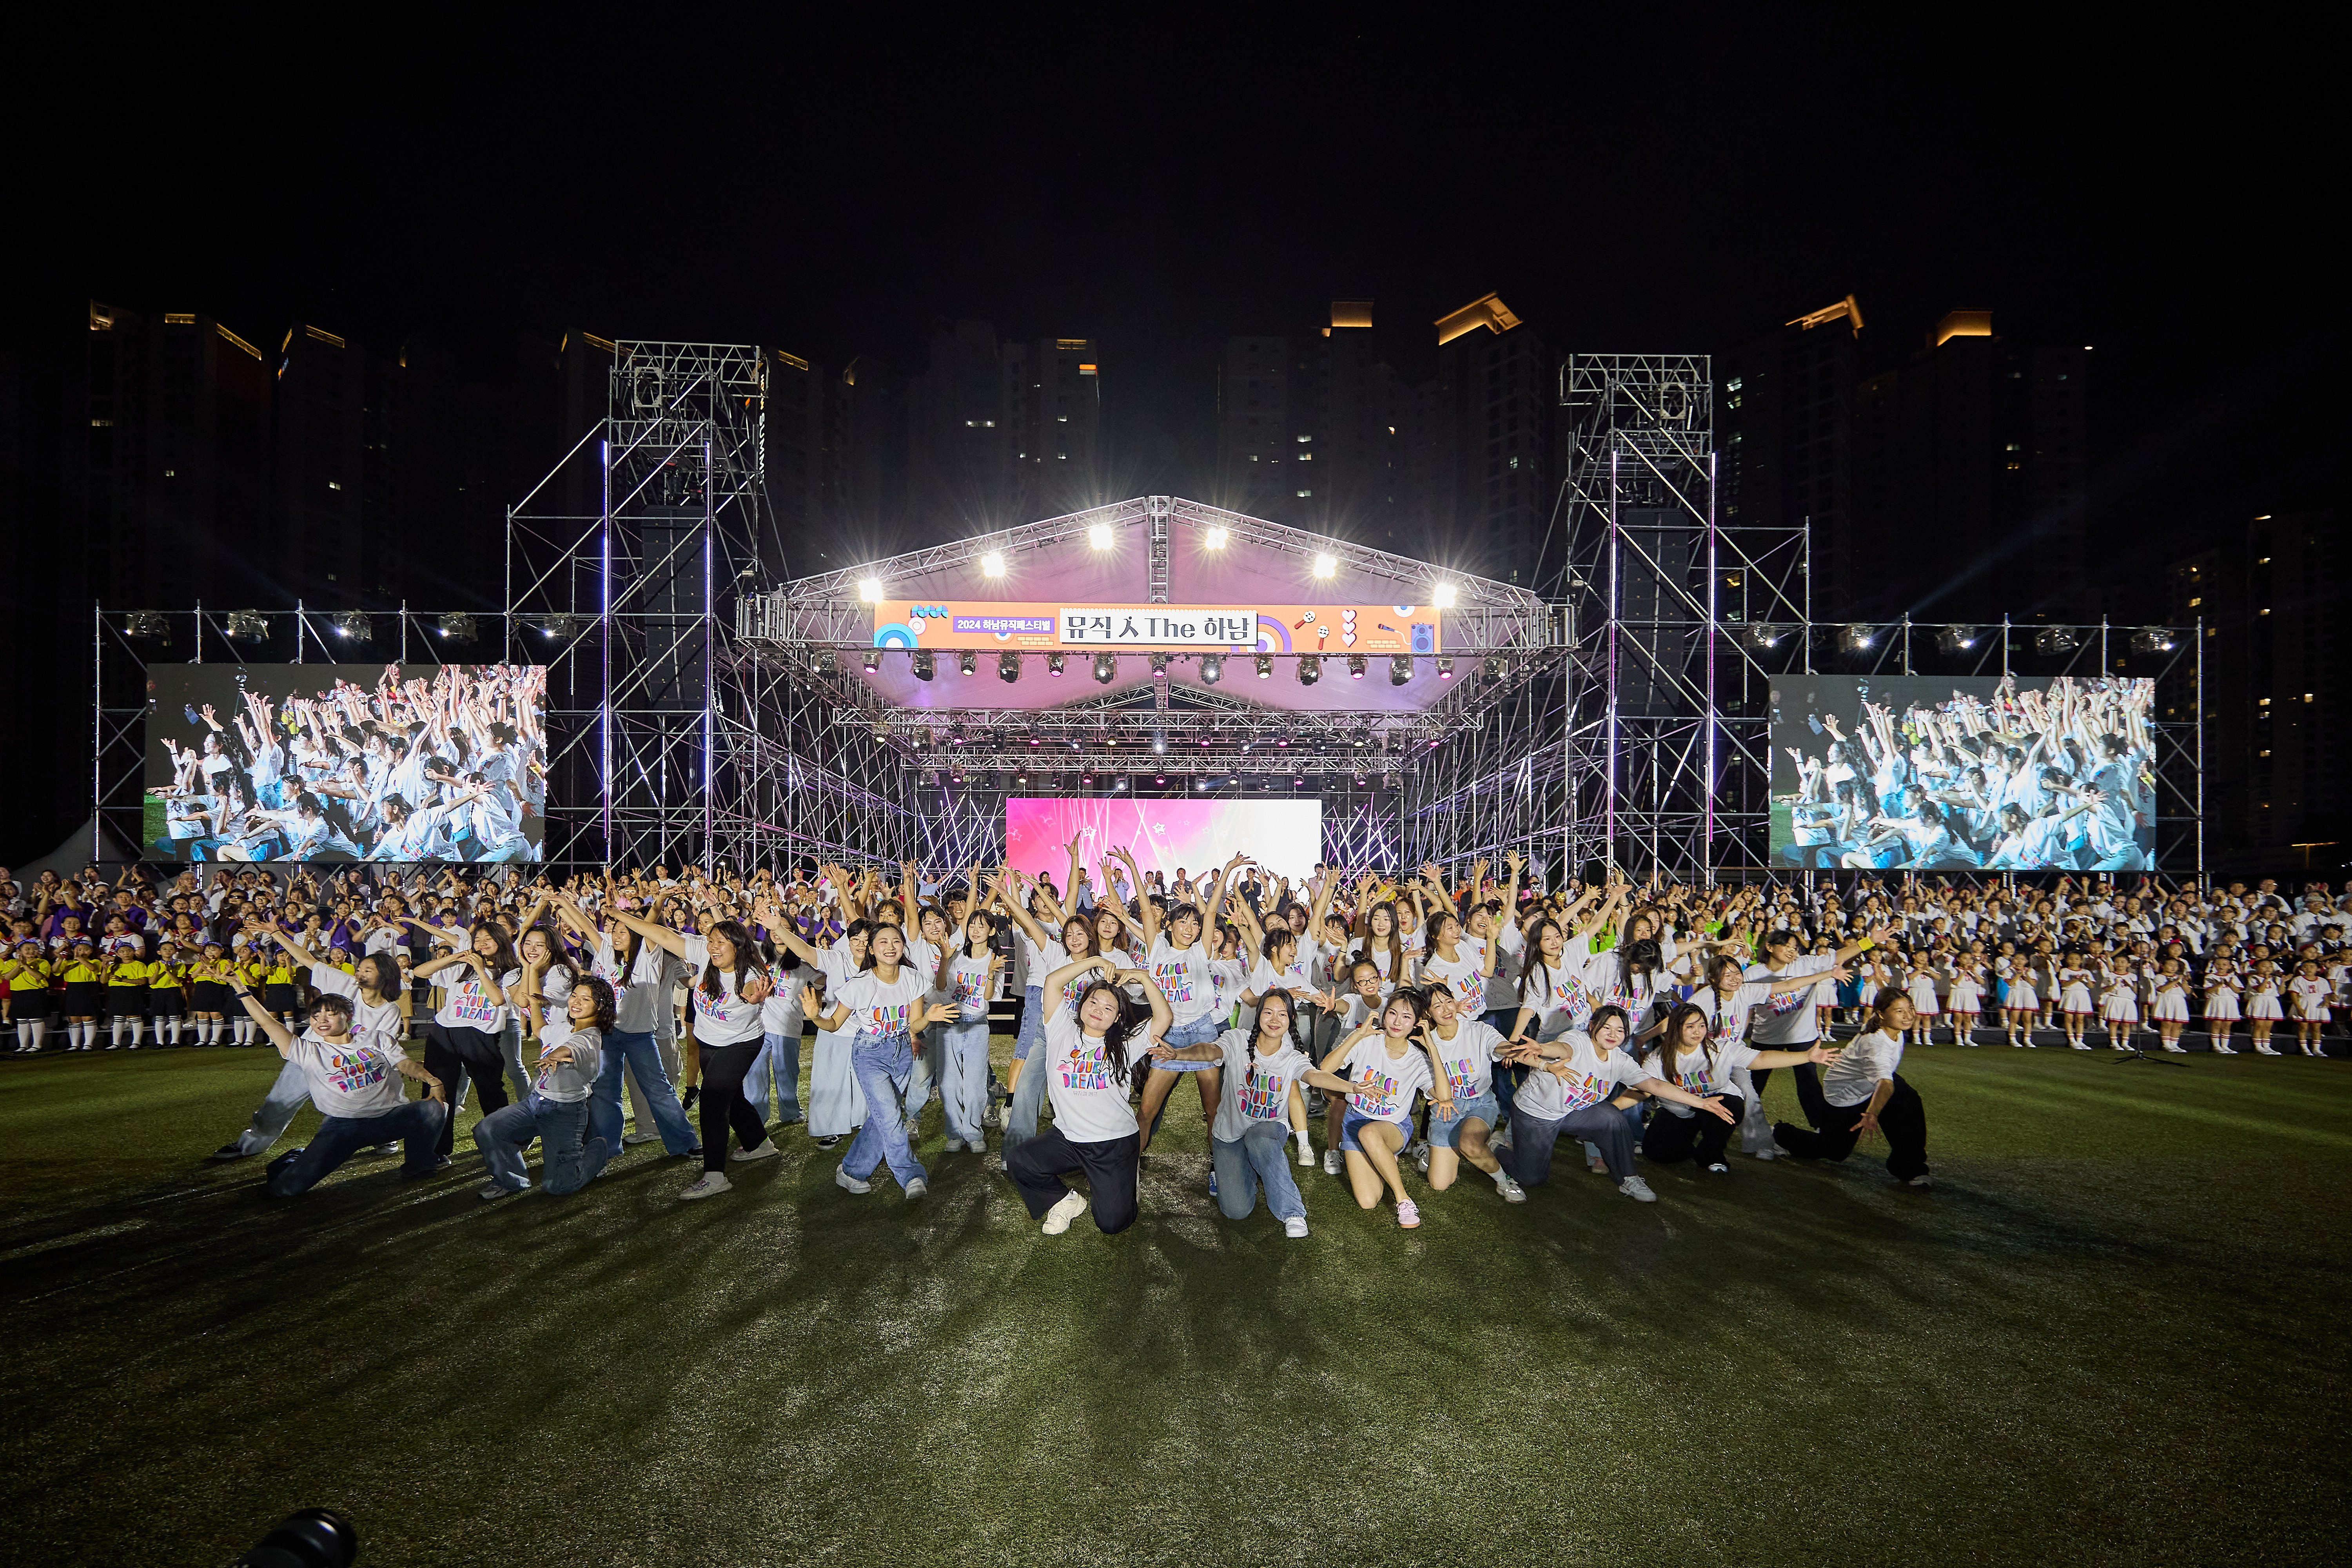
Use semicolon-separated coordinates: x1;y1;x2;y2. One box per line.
1047;652;1067;677
1312;552;1336;580
2034;626;2081;655
1389;656;1413;685
981;551;1005;578
2131;627;2178;654
330;610;373;644
1436;657;1454;680
123;611;169;643
536;614;583;644
959;650;977;677
1150;653;1170;679
1741;623;1786;650
1254;654;1273;679
436;613;477;644
912;650;935;681
1837;624;1876;654
1346;655;1366;680
813;648;838;675
1935;625;1978;655
1481;658;1504;688
1200;654;1223;684
1093;653;1117;684
998;652;1021;683
1297;656;1320;686
863;649;881;673
1433;582;1457;608
224;610;270;642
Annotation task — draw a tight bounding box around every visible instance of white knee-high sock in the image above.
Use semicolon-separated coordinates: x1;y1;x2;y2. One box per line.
127;1018;143;1047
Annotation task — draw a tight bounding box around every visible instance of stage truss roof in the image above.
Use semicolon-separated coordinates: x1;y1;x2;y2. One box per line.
736;496;1566;772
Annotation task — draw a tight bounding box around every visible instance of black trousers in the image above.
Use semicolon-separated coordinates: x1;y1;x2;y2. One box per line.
1747;1059;1819;1100
1774;1072;1928;1180
695;1040;766;1172
1643;1093;1744;1166
1007;1127;1140;1233
423;1021;510;1158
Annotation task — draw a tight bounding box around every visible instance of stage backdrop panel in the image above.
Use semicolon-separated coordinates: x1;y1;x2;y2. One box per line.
1004;798;1322;886
875;600;1439;656
144;663;546;863
1769;673;2156;873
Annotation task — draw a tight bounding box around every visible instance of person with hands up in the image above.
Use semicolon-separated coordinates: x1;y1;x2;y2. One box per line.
1312;989;1451;1228
472;975;618;1199
1771;987;1933;1187
603;904;775;1200
407;920;523;1167
1006;954;1172;1237
1148;986;1316;1236
1499;1003;1731;1202
801;920;962;1201
227;976;450;1196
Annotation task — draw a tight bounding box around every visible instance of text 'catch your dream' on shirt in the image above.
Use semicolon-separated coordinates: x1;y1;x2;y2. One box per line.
1042;1008;1142;1142
1211;1028;1311;1142
676;934;766;1045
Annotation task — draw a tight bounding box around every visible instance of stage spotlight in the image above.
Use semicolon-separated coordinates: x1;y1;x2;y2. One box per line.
1153;734;1167;755
1093;653;1116;684
436;613;477;644
1150;653;1170;679
1297;655;1321;686
923;768;939;786
1088;522;1114;550
1389;656;1413;686
1481;657;1504;687
1205;525;1230;550
2034;625;2081;655
1935;625;1978;655
1382;771;1401;789
1200;654;1223;684
331;610;372;643
1436;657;1454;680
981;551;1006;578
998;652;1021;683
225;610;270;642
858;577;884;603
815;648;838;675
1742;623;1785;650
1433;582;1458;609
537;614;583;643
1346;655;1366;681
863;649;881;673
912;650;935;681
959;650;977;677
1312;552;1337;580
1254;653;1273;680
2131;627;2178;654
1047;652;1067;677
123;611;169;644
1837;623;1876;653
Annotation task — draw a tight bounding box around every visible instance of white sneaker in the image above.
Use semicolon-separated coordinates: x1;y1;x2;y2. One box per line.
1321;1148;1343;1176
904;1177;928;1201
1295;1141;1315;1168
1040;1189;1089;1235
2162;1043;2187;1054
622;1131;658;1146
1283;1215;1310;1239
834;1167;872;1195
679;1171;732;1200
2256;1044;2281;1055
477;1181;518;1200
1493;1172;1527;1203
1907;1173;1934;1189
965;1132;985;1156
1751;1144;1779;1160
1617;1176;1658;1203
940;1138;965;1153
2214;1044;2237;1055
731;1140;780;1163
1414;1145;1431;1174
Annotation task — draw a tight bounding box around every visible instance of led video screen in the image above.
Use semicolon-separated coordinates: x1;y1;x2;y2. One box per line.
1769;674;2156;871
1004;797;1323;888
145;663;547;862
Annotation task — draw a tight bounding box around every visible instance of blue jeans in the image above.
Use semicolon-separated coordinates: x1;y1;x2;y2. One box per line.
936;1019;991;1144
589;1028;698;1155
839;1031;926;1188
1583;1102;1645;1167
1482;1010;1523;1127
474;1094;608;1193
1509;1104;1636;1187
744;1029;805;1125
266;1100;448;1196
498;1019;531;1103
235;1060;315;1155
1212;1121;1305;1222
1003;988;1051;1161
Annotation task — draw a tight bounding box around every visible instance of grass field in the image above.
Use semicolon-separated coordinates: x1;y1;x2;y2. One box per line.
2;1039;2348;1567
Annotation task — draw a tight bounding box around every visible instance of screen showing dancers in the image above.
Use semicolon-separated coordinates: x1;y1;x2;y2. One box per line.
1769;673;2158;872
1003;797;1322;884
144;663;547;863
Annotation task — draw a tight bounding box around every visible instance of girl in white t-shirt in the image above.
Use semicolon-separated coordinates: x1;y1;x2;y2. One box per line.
933;910;1003;1155
2150;957;2193;1053
1641;998;1834;1174
1770;985;1932;1186
604;907;776;1200
1499;1004;1722;1201
1127;851;1240;1171
1314;988;1451;1228
474;974;616;1198
1411;980;1523;1202
1151;987;1314;1236
2202;957;2241;1055
2098;960;2141;1052
2288;959;2333;1056
408;921;523;1166
1005;954;1172;1237
804;922;959;1200
767;913;875;1149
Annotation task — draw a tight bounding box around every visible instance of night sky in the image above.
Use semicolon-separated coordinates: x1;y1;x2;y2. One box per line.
12;17;2334;857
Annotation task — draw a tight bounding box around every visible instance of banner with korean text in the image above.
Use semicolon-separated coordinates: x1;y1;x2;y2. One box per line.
871;601;1440;656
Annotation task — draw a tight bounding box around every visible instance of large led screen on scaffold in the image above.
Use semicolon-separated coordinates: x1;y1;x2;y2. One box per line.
874;601;1441;656
1769;673;2156;872
144;663;547;862
1004;797;1323;888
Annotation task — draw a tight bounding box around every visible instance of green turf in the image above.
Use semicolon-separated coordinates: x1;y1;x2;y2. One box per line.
2;1040;2347;1567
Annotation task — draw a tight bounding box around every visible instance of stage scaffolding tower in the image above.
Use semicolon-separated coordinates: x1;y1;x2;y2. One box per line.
505;341;915;875
1556;354;1808;883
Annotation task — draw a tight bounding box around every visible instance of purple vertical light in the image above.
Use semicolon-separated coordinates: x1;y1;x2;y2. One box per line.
702;437;715;873
1705;448;1718;880
1605;448;1619;859
601;438;612;865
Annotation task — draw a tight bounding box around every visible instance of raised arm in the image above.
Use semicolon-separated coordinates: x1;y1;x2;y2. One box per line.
601;902;691;959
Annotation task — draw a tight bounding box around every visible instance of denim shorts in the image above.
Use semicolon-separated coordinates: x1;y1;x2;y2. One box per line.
1340;1108;1407;1152
1154;1011;1223;1071
1428;1091;1500;1147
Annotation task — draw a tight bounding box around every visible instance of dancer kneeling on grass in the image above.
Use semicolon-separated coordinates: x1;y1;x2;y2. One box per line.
1410;981;1526;1203
1640;1000;1835;1175
213;924;408;1163
602;906;777;1200
1499;1004;1730;1203
1009;955;1171;1236
1315;988;1452;1229
474;975;617;1200
1149;986;1314;1237
802;922;960;1201
1771;986;1932;1188
226;980;449;1196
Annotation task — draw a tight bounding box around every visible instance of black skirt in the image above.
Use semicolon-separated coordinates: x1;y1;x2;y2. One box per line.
105;987;149;1017
263;982;299;1013
149;989;185;1017
64;981;104;1015
188;980;230;1012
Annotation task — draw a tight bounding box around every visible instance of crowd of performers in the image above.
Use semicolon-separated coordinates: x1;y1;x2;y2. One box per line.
148;664;545;862
2;854;2345;1235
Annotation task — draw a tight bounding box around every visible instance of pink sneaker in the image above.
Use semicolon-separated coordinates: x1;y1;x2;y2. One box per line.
1396;1199;1421;1229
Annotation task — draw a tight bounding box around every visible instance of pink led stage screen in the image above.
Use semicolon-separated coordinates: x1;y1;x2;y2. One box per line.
1002;798;1322;886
